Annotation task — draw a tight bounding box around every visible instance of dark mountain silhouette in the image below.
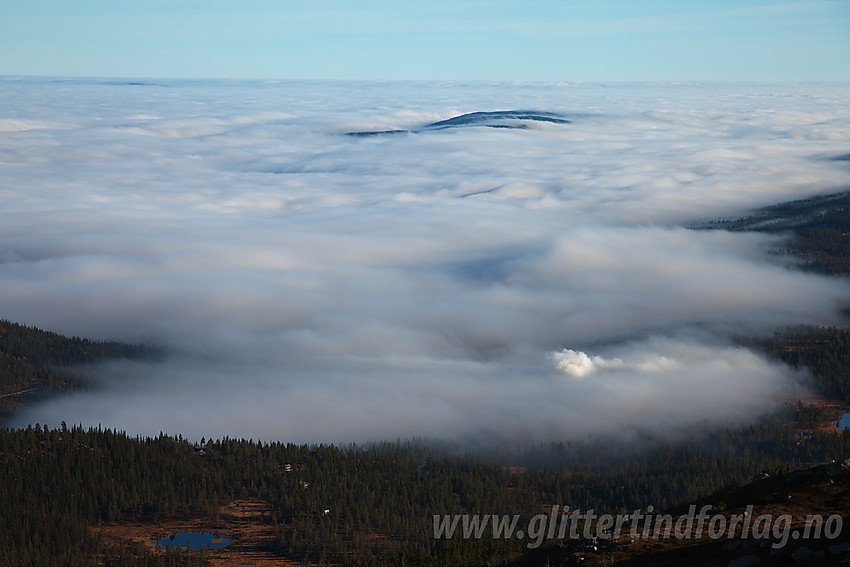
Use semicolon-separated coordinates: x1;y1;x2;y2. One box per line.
346;110;570;137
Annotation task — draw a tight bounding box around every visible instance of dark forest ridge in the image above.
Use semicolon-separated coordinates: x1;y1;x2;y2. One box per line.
0;320;159;417
696;189;850;276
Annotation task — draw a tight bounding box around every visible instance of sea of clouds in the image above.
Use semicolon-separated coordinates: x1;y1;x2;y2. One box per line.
1;77;849;444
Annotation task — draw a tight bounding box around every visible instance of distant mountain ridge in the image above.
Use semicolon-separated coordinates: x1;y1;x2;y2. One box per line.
346;109;570;137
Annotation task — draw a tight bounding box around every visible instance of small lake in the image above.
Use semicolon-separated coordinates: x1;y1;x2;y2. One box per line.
155;532;233;550
838;413;850;429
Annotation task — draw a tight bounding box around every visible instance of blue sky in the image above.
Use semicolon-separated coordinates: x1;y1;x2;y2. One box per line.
1;0;849;80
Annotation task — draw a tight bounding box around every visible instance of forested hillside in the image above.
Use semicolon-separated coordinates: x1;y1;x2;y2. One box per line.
701;190;850;275
0;319;156;415
756;327;850;400
3;402;850;567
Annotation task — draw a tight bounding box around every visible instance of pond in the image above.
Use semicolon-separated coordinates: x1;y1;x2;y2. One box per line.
838;413;850;429
154;532;233;550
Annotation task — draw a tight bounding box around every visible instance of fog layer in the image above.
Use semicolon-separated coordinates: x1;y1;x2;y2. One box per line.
1;79;849;443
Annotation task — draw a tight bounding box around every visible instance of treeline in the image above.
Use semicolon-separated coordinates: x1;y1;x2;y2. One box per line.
3;410;850;567
0;319;157;415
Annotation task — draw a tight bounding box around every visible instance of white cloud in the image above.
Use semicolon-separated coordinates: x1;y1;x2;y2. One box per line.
552;349;625;377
